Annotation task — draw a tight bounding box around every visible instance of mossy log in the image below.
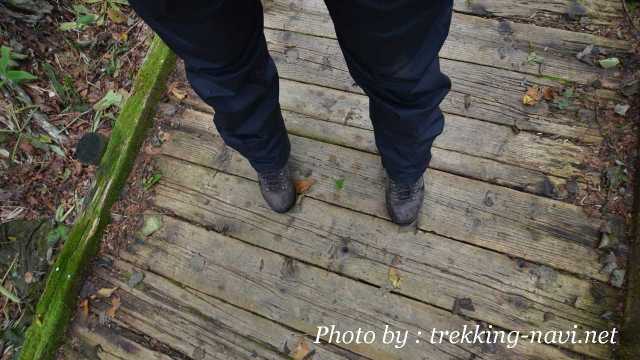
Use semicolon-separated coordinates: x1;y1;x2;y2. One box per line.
18;35;176;360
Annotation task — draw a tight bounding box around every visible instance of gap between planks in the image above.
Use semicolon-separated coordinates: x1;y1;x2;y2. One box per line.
157;125;608;282
149;157;619;358
262;0;629;88
121;212;603;360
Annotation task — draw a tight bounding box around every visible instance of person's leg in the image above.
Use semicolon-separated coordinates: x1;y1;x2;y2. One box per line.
129;0;289;174
324;0;452;183
130;0;296;212
324;0;453;224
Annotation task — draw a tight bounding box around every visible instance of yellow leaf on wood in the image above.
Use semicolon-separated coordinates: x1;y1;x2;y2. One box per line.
96;287;118;298
523;86;542;106
388;256;402;289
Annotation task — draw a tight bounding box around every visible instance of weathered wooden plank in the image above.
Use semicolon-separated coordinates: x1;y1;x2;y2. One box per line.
264;0;623;26
86;260;361;360
122;214;587;360
150;161;618;358
254;31;605;143
66;323;174;360
183;90;596;187
451;0;622;24
262;0;629;87
158;129;607;282
179;106;586;198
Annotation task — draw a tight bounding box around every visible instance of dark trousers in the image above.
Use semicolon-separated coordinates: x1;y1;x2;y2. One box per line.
130;0;452;184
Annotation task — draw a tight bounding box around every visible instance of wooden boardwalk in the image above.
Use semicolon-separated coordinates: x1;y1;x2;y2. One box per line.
64;1;633;359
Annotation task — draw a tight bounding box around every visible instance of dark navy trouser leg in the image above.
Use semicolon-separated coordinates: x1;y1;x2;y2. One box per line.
325;0;453;184
129;0;290;173
130;0;452;183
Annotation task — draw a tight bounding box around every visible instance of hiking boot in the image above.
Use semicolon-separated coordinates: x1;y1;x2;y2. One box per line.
386;175;425;225
258;164;296;213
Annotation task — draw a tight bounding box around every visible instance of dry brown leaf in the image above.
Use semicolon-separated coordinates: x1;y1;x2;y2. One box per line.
96;287;118;298
106;295;121;318
143;144;162;156
24;272;34;284
79;298;89;320
291;337;314;360
294;178;316;194
542;87;556;101
19;141;34;155
159;131;172;143
523;86;542;106
168;82;188;101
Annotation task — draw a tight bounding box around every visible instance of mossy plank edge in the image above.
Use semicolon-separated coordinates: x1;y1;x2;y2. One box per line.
18;35;176;360
619;105;640;360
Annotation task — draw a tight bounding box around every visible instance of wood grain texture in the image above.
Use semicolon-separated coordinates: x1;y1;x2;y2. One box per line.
451;0;622;23
248;30;606;143
262;0;629;87
180;106;587;198
183;90;598;190
83;260;361;360
150;158;618;358
121;213;590;360
65;323;174;360
158;128;607;282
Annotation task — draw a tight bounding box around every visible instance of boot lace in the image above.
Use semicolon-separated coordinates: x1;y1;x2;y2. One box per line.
389;178;422;201
259;168;288;192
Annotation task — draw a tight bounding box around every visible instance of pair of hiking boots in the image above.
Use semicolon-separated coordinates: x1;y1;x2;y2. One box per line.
258;164;424;225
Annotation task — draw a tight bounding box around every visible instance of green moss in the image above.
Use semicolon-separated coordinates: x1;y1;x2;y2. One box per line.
18;36;176;360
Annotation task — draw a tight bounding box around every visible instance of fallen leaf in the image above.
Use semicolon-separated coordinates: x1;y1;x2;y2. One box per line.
107;7;127;24
19;141;35;154
463;94;472;110
159;131;172;143
143;144;162;156
168;82;188;100
113;32;128;42
523;86;542;106
599;57;620;69
527;52;544;65
614;104;630;117
96;287;118;298
141;215;162;236
294;178;316;194
542;87;556;101
611;269;625;288
388;256;402;289
24;272;34;284
106;295;121;318
576;44;595;62
291;337;314;360
79;298;89;320
127;271;145;288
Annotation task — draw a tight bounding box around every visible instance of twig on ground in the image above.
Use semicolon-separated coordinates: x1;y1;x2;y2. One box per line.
1;75;68;145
